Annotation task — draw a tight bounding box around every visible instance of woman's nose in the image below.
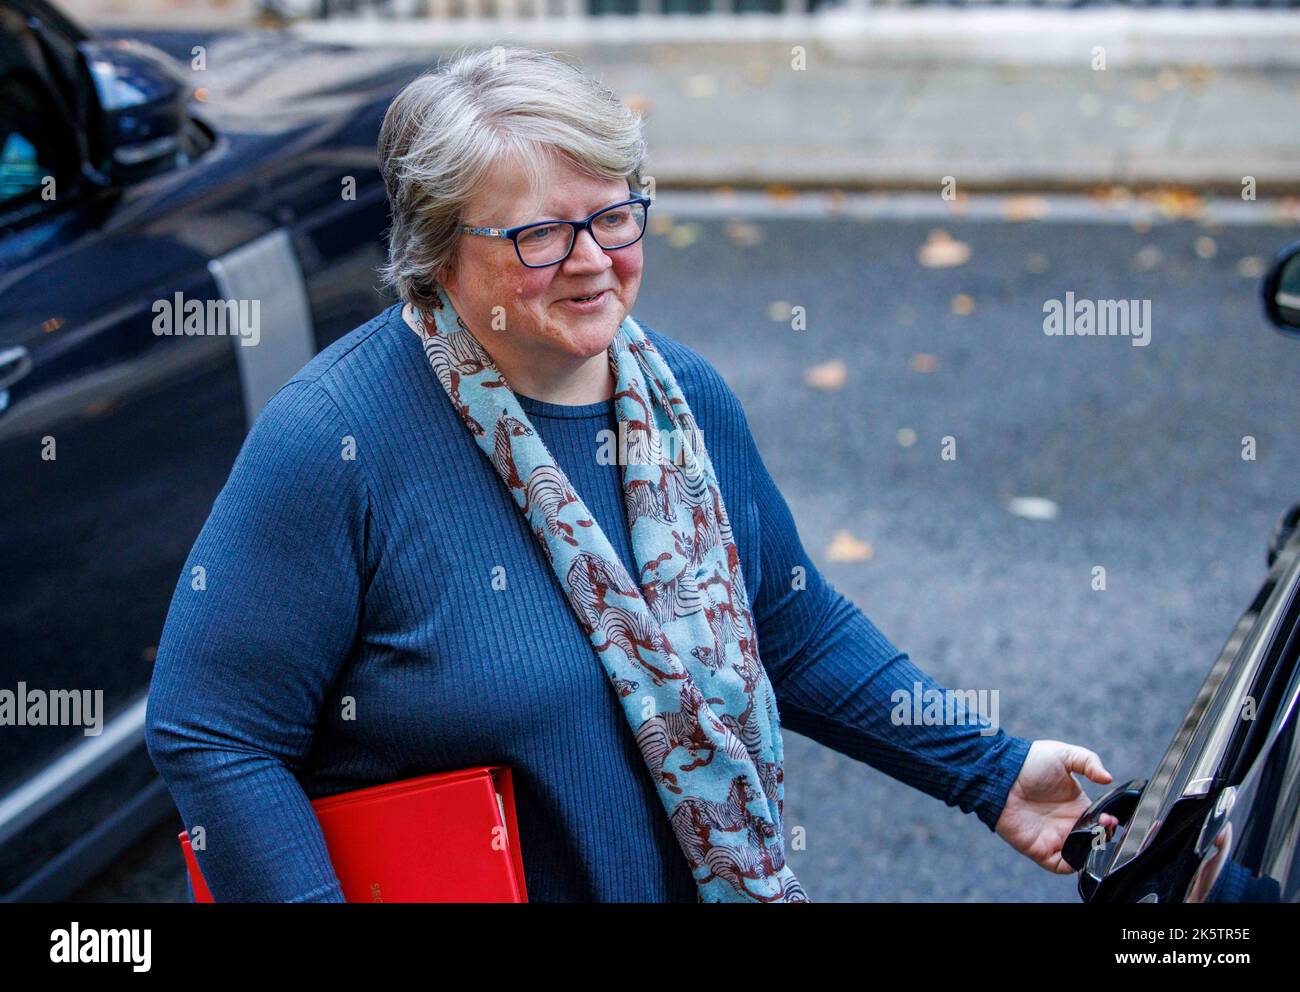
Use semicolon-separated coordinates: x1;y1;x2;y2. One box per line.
565;227;611;268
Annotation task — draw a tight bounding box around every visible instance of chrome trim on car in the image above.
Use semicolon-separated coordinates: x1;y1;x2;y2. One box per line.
208;227;316;427
0;693;148;847
1186;541;1300;792
1107;527;1300;876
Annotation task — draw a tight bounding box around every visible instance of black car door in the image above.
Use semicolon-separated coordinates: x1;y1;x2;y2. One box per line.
0;5;251;897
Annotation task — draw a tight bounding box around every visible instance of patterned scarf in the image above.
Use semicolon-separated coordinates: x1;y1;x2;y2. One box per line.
409;284;808;903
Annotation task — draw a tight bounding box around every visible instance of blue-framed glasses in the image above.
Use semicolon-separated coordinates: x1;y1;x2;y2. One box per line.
459;194;652;268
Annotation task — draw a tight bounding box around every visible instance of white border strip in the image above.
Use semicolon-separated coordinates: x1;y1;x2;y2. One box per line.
650;188;1300;227
288;10;1300;67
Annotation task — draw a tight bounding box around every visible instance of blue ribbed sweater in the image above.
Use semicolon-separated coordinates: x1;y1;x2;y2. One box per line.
144;301;1032;903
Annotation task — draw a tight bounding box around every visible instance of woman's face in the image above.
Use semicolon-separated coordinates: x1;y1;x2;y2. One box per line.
441;152;643;368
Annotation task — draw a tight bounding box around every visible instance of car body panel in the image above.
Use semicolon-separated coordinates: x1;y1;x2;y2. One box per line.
1079;510;1300;902
0;0;417;899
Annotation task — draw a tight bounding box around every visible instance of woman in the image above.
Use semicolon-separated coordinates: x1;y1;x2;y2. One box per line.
145;46;1118;903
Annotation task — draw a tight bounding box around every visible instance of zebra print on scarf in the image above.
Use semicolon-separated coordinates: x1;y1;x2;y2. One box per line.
410;283;808;903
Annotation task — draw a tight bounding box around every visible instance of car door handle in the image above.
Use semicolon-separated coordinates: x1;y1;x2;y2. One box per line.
0;346;33;414
1062;777;1147;872
0;346;32;389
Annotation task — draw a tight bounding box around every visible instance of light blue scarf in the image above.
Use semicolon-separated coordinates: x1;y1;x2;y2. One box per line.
411;284;807;903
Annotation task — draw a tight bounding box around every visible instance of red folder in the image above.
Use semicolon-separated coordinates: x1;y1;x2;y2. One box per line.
178;765;526;903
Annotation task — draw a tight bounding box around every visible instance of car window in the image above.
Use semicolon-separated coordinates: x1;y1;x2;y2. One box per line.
0;7;80;218
0;73;64;201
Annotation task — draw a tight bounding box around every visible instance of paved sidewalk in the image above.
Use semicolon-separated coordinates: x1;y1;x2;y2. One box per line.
560;43;1300;194
55;1;1300;194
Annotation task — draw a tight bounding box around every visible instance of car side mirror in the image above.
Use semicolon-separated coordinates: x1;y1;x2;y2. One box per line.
1262;238;1300;338
77;39;191;185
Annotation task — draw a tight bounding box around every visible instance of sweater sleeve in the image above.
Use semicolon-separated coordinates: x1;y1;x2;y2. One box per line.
740;418;1032;832
145;377;369;902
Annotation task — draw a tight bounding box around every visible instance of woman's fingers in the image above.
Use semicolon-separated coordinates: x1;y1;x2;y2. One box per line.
1061;743;1112;785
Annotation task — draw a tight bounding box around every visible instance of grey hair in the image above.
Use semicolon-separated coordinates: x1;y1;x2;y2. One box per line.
376;45;649;313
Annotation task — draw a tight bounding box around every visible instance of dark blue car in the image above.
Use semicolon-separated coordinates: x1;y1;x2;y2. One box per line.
1062;242;1300;904
1;0;1296;903
0;0;410;899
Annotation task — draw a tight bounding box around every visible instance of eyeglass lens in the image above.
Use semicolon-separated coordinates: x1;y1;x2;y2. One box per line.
516;201;647;266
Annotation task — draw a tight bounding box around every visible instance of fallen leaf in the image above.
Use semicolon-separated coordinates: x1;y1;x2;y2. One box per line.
1146;187;1204;220
768;300;793;321
951;294;975;315
1112;104;1139;128
685;74;718;99
804;359;847;391
726;219;765;247
910;353;938;373
1132;80;1161;102
1157;67;1182;91
1007;496;1059;521
1272;196;1300;223
1134;245;1164;271
826;530;875;562
1002;195;1050;222
668;223;700;248
652;44;681;68
1237;256;1265;278
918;229;971;268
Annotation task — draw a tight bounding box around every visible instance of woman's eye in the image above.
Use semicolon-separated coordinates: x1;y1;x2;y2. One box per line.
520;225;558;243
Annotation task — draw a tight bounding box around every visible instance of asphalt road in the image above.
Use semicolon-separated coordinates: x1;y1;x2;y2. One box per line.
73;199;1300;902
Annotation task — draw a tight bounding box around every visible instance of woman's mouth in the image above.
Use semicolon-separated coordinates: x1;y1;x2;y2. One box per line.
558;289;610;311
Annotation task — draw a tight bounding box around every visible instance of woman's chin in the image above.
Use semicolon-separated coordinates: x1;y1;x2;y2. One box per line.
560;318;622;358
